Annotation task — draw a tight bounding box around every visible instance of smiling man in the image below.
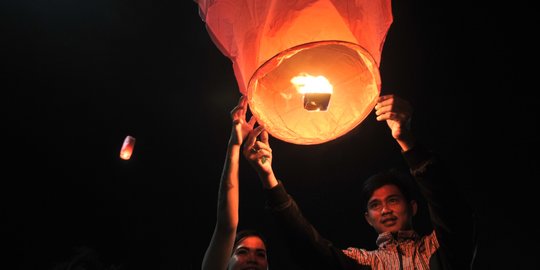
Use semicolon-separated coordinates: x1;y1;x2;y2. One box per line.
363;173;417;235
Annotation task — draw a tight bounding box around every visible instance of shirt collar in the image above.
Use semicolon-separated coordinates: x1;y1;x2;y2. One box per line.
376;230;419;247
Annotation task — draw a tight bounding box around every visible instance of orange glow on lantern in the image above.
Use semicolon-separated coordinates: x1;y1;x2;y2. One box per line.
197;0;392;144
120;135;136;160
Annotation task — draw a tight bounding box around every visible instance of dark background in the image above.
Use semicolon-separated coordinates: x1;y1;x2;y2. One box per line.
3;1;537;269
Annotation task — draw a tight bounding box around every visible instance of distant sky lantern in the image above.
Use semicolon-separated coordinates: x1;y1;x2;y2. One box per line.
197;0;393;144
120;135;136;160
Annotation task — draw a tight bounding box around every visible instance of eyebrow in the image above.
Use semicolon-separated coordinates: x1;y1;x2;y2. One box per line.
237;247;267;252
368;193;401;203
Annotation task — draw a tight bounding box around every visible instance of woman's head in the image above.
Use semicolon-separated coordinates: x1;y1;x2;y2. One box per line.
228;230;269;270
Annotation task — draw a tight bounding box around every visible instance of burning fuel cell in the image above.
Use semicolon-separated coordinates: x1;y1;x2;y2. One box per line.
291;73;333;111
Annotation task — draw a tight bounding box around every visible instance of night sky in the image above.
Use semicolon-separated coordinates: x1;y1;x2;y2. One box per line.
3;1;537;269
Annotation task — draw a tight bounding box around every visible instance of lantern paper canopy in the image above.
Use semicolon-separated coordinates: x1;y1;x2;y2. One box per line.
197;0;393;145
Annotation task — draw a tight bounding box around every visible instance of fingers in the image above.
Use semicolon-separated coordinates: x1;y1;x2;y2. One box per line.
375;94;395;110
244;125;264;151
260;130;269;145
230;108;244;122
377;94;412;111
254;140;271;153
238;96;249;116
240;95;257;129
377;94;394;103
251;139;272;165
374;95;394;120
375;95;412;118
230;96;249;122
247;116;257;128
243;126;273;159
230;104;242;118
375;103;391;116
376;111;411;124
232;119;241;126
239;95;247;106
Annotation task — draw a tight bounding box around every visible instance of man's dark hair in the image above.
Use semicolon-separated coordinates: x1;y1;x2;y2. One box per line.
360;168;418;211
233;229;268;251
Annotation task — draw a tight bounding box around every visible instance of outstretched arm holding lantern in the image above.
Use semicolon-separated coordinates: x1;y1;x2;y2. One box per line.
202;96;272;270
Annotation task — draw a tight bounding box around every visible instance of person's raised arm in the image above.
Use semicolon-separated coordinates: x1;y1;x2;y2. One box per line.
242;128;365;269
242;127;278;190
375;94;476;268
374;94;415;151
201;96;255;270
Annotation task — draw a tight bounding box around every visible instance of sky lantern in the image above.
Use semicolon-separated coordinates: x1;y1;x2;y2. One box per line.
120;135;136;160
197;0;393;145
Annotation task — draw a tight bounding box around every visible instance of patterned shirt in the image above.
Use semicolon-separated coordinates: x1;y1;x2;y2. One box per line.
343;230;439;269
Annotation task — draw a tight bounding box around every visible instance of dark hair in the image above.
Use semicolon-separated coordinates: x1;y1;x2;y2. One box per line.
233;229;268;251
360;168;417;211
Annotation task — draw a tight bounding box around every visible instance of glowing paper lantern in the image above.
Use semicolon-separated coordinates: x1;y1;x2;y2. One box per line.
197;0;393;144
120;135;136;160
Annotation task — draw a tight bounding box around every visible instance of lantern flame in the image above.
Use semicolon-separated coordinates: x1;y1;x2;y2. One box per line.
291;73;333;94
291;73;333;112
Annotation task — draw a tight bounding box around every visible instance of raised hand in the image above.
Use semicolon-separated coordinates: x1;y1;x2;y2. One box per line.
374;94;415;150
229;96;257;146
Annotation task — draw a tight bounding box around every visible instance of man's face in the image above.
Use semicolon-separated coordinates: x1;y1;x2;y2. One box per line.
364;184;417;234
228;236;268;270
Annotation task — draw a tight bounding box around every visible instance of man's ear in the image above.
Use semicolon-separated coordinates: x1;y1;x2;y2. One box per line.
364;211;373;226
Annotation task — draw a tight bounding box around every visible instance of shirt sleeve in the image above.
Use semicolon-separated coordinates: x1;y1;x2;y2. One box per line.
402;144;476;269
264;181;370;270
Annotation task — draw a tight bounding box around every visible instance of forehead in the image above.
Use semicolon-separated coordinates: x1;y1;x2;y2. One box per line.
369;184;403;201
236;236;267;250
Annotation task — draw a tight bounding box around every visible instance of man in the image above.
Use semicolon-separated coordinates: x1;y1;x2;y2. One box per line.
242;94;476;269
